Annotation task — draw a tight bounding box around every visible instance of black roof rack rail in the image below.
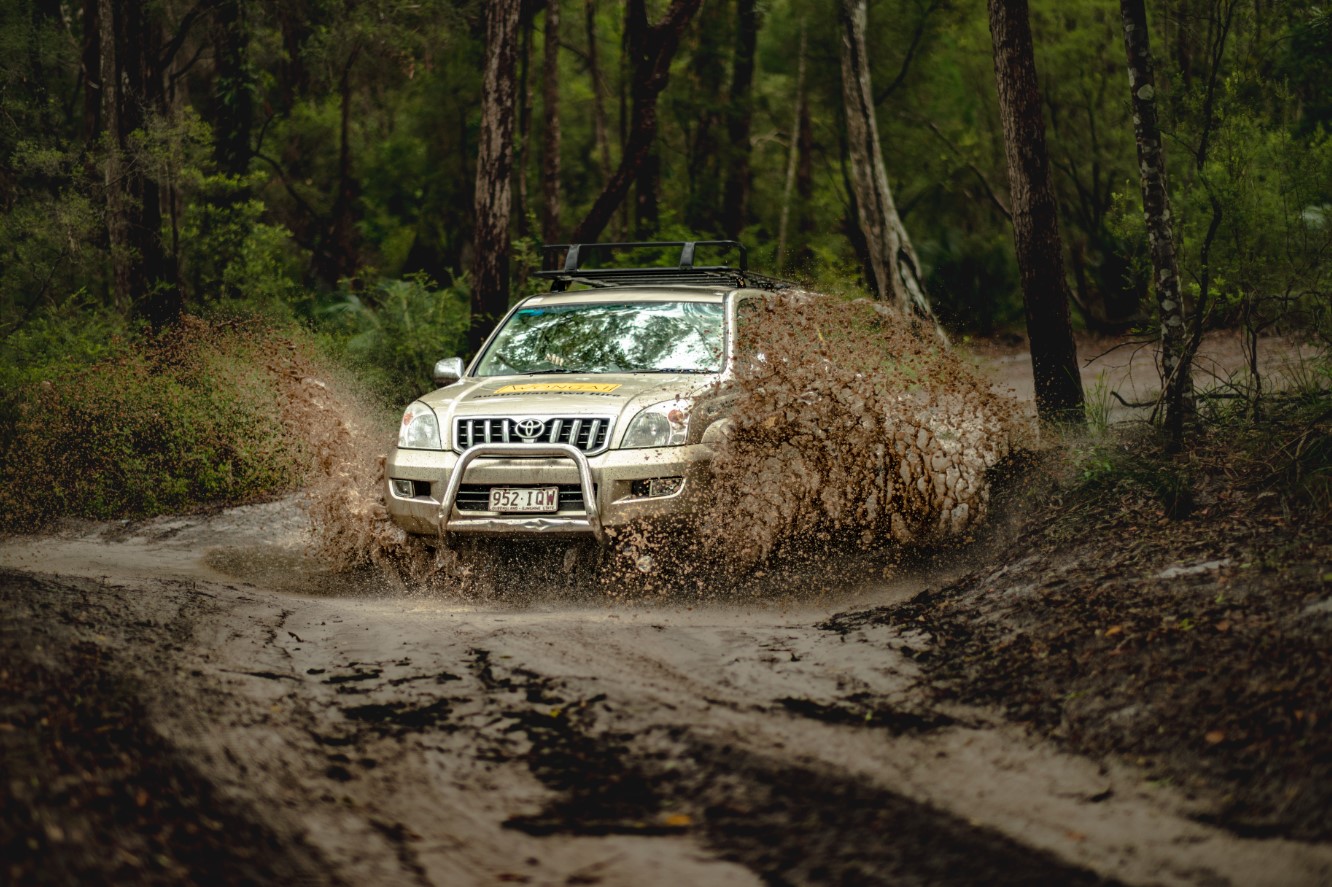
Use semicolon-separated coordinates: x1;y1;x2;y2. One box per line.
534;240;792;292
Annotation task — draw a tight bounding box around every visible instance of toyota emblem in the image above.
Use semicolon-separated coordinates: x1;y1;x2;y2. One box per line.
513;417;545;440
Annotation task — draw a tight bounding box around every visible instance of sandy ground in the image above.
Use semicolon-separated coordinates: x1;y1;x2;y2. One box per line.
2;330;1328;885
970;329;1319;423
3;493;1330;886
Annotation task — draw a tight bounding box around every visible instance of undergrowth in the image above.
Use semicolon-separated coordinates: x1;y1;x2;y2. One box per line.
1066;375;1332;523
0;316;339;531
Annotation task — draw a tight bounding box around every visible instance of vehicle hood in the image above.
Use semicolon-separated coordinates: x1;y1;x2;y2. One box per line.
419;373;719;439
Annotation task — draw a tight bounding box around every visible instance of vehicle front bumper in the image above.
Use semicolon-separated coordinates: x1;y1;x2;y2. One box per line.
384;442;714;538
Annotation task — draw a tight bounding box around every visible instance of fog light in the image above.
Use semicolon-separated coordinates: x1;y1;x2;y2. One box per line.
391;478;414;497
631;476;684;498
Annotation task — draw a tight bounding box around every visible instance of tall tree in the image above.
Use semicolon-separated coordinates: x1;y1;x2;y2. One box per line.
569;0;702;244
776;21;808;272
837;0;937;326
469;0;521;355
583;0;613;182
987;0;1084;424
211;0;253;177
94;0;181;328
721;0;758;240
541;0;562;243
1120;0;1189;449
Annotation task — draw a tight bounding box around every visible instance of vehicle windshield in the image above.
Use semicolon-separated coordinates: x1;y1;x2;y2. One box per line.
474;300;725;376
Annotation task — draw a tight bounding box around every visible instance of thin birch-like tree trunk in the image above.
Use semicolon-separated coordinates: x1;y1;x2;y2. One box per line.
1120;0;1191;448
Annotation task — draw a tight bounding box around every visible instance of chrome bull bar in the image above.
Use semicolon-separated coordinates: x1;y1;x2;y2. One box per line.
437;443;603;540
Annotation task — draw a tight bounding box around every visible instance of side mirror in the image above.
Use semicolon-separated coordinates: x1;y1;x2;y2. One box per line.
432;357;465;387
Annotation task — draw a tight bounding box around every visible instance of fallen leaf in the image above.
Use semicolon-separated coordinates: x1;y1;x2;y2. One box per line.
660;813;693;827
1214;620;1231;632
1104;625;1124;637
1204;730;1225;745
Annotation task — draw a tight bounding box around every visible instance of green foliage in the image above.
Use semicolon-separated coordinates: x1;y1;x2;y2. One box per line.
181;170;308;311
319;274;469;402
0;317;319;530
1;0;1329;523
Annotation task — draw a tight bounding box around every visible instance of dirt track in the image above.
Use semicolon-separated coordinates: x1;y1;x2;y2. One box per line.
4;496;1331;886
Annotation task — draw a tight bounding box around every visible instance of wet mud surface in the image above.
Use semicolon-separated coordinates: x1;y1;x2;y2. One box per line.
2;494;1331;885
1;330;1327;885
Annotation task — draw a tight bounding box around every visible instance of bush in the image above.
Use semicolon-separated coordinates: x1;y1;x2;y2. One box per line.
0;315;326;530
319;273;469;404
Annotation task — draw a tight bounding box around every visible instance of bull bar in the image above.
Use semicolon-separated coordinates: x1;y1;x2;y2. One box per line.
437;443;603;540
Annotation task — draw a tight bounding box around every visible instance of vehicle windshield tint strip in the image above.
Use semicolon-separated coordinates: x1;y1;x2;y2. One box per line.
474;301;724;376
454;416;613;454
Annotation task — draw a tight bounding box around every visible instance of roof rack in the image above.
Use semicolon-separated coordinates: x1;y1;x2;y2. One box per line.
534;240;791;292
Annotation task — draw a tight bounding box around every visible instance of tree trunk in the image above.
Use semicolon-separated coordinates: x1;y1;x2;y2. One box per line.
211;0;252;177
541;0;562;243
98;0;179;327
721;0;758;240
776;22;807;272
584;0;613;181
515;8;533;238
275;0;311;113
469;0;521;355
81;0;101;145
635;148;659;237
837;0;938;328
569;0;702;244
987;0;1084;424
1120;0;1190;448
318;46;362;288
97;0;128;311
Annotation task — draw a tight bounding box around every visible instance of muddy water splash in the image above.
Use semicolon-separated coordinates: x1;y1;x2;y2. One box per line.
609;293;1025;592
708;293;1020;557
285;293;1024;598
263;339;467;591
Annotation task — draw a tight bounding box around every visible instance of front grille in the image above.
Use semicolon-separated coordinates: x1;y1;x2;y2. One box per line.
453;416;613;454
455;483;596;512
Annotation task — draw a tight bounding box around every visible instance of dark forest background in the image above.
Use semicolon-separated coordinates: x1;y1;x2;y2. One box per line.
1;0;1329;522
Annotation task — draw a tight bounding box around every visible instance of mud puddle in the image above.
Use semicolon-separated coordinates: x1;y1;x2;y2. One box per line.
6;501;1332;885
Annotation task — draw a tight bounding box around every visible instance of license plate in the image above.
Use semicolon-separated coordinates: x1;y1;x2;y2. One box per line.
488;486;559;513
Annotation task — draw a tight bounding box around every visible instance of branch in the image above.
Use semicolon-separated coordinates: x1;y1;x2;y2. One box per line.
160;0;225;71
252;150;322;245
169;41;211;87
920;119;1011;221
873;0;942;104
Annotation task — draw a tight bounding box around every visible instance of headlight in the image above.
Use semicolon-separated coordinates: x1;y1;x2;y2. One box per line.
622;399;691;449
398;402;443;450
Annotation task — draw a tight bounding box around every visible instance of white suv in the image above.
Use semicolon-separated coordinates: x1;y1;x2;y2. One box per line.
384;241;784;541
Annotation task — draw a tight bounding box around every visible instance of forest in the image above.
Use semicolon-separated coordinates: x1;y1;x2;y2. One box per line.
0;0;1330;520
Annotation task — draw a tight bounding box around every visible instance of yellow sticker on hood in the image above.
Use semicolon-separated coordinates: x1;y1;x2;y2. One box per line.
493;382;623;394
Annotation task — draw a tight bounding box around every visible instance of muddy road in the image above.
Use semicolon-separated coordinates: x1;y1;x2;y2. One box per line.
4;497;1330;886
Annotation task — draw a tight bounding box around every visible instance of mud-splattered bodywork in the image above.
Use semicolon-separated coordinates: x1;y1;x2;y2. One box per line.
384;287;747;538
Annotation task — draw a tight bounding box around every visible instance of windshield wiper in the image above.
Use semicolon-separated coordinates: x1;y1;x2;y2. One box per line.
637;368;716;374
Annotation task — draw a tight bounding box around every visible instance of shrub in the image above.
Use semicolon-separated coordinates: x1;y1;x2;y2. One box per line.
319;273;469;403
0;315;328;530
